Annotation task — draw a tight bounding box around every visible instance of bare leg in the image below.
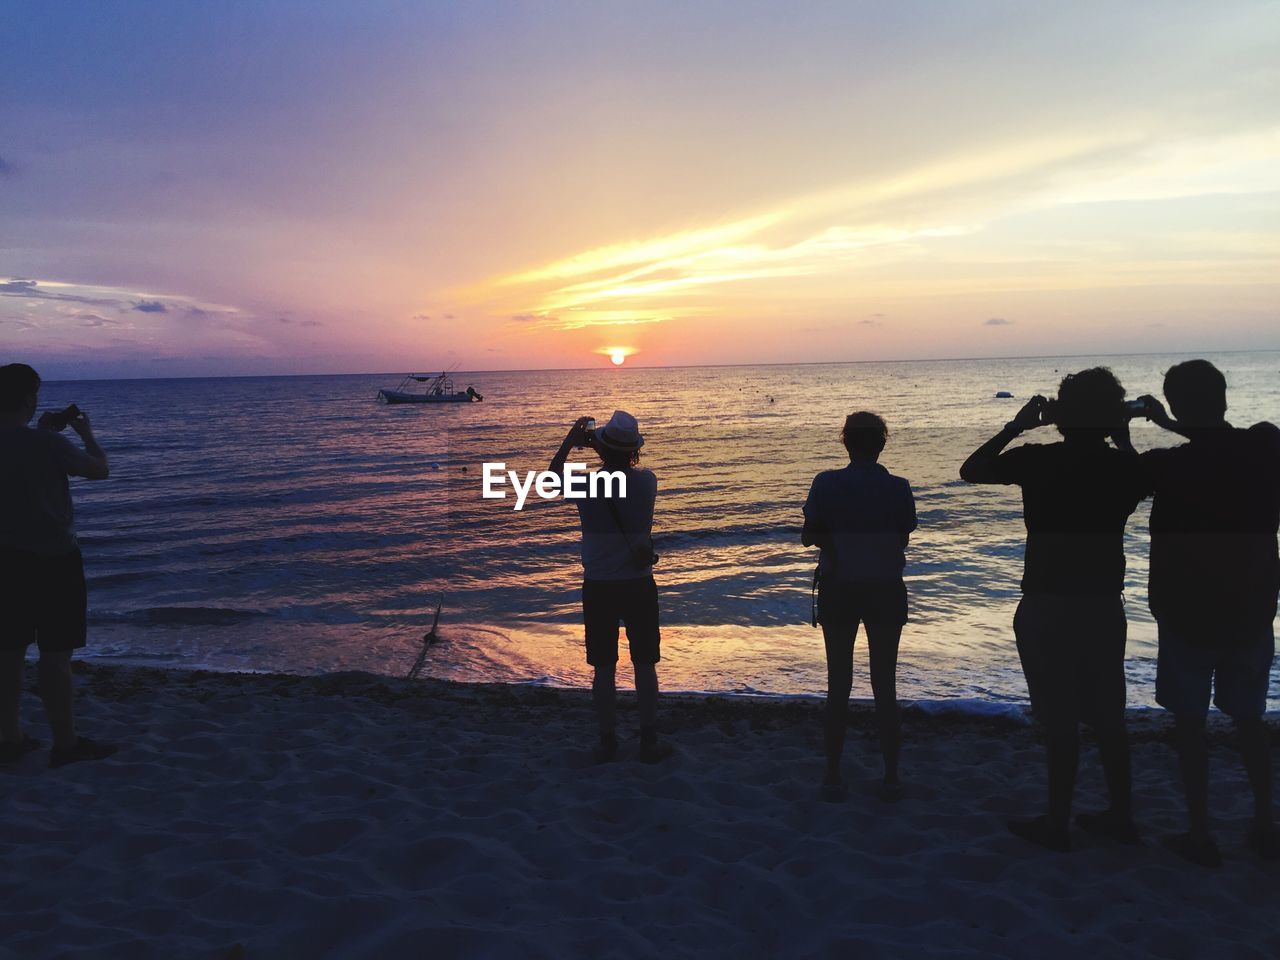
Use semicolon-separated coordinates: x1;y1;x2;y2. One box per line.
1094;721;1134;820
1;648;27;743
821;621;856;786
1173;714;1212;840
1044;722;1081;834
1236;717;1274;828
633;662;658;730
591;663;617;735
37;651;77;752
865;621;903;787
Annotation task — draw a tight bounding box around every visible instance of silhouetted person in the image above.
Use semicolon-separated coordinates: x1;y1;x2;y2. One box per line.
961;368;1145;851
1138;360;1279;865
550;410;667;763
803;412;916;801
0;363;117;768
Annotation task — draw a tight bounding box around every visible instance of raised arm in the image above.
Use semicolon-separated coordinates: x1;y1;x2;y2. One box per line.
64;411;109;480
959;396;1045;483
1137;395;1192;440
550;416;594;474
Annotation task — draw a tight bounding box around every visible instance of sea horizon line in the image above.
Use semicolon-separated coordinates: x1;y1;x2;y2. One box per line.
40;346;1280;385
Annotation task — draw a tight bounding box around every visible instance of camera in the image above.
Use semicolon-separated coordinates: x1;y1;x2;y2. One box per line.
44;404;82;432
1038;398;1059;425
574;418;596;449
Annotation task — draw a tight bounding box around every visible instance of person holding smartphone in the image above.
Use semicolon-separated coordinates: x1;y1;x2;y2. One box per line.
961;368;1146;851
550;410;667;764
1137;360;1279;865
0;363;117;769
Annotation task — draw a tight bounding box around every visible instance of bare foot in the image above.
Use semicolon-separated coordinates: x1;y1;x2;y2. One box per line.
819;779;849;802
877;780;905;803
1075;809;1141;845
1163;832;1222;868
1007;815;1072;853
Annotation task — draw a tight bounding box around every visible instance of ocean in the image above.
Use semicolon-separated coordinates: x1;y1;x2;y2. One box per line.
38;351;1280;709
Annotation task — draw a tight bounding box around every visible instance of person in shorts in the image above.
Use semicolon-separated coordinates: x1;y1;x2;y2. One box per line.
0;362;117;768
550;410;666;764
961;368;1147;851
1138;359;1279;865
803;412;916;802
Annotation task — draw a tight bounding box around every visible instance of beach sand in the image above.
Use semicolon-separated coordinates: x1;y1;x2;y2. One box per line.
2;664;1277;960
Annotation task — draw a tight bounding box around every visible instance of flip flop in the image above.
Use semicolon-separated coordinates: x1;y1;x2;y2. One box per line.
592;733;619;765
0;735;42;765
819;780;849;803
878;781;906;803
1246;823;1280;861
1076;809;1142;845
49;736;119;770
1007;815;1073;853
639;740;673;765
1163;832;1222;868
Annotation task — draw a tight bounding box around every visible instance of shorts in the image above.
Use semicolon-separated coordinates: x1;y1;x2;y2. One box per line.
817;578;908;628
582;576;660;666
1014;592;1127;729
1156;623;1274;720
0;547;88;652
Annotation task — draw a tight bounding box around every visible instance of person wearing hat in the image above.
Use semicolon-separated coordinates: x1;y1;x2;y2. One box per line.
550;410;667;763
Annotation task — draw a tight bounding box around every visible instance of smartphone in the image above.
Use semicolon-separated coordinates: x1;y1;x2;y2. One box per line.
1123;399;1148;418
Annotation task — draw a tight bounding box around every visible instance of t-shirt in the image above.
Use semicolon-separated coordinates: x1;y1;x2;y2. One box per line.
803;462;917;583
1141;423;1280;635
991;441;1146;596
575;467;657;581
0;425;81;556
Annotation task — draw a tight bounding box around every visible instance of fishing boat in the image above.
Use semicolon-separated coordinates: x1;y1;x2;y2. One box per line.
377;370;484;404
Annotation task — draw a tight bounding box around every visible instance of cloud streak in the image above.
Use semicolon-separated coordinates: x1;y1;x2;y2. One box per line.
478;127;1280;333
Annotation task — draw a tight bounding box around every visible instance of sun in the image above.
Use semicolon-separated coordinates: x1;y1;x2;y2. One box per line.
598;345;634;366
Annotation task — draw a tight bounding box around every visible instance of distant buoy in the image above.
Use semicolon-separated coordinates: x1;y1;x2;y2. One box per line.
995;391;1014;399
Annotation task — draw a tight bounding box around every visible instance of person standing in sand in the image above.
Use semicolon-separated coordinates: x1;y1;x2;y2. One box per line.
961;368;1145;852
803;412;916;802
549;410;669;764
1136;360;1279;866
0;363;118;768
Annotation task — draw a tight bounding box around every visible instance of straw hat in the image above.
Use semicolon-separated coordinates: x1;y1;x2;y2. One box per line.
596;409;644;451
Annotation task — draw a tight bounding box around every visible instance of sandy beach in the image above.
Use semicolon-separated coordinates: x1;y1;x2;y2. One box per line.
1;664;1277;960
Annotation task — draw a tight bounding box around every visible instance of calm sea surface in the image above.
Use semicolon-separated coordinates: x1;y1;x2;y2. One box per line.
39;352;1280;709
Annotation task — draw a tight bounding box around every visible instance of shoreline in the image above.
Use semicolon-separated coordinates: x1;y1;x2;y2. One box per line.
70;657;1280;724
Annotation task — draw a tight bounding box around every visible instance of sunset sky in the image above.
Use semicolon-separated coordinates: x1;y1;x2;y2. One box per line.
3;1;1279;379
